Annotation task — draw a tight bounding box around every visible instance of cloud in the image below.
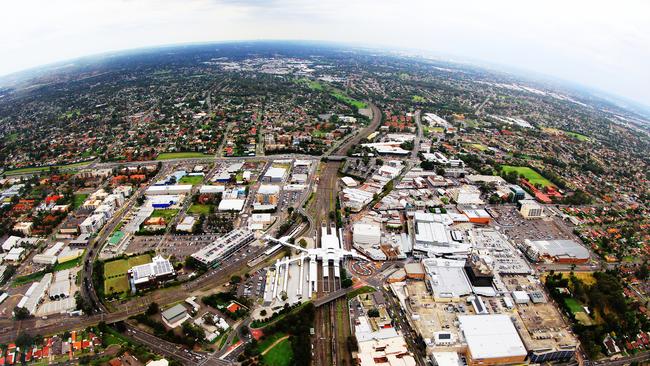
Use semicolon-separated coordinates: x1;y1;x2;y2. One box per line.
0;0;649;106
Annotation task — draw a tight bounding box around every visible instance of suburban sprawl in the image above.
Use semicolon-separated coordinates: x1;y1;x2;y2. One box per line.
0;42;648;366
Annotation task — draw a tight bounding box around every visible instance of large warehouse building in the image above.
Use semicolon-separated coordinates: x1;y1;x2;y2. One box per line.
523;239;590;264
458;315;527;366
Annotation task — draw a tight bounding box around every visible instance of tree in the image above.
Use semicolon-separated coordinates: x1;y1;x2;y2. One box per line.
260;309;267;317
298;238;308;248
367;308;380;317
230;275;242;285
146;302;160;316
13;306;30;320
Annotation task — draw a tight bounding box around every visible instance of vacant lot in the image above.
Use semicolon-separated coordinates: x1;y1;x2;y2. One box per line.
500;165;554;187
156;152;210;160
103;254;152;294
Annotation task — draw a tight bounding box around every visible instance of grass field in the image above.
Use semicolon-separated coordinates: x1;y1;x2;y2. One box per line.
53;257;83;271
564;298;583;313
12;271;46;287
151;209;179;221
104;277;130;295
330;91;367;109
188;204;212;215
262;338;293;366
296;78;324;91
412;95;426;103
73;194;89;209
564;131;590;142
466;143;488;151
346;285;376;299
257;332;287;353
500;165;555;187
156;152;210;160
179;175;204;185
4;160;92;176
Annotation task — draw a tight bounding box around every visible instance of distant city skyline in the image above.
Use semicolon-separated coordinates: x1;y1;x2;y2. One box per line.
2;0;649;107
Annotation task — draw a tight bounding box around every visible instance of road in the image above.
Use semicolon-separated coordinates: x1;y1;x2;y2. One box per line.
412;109;422;160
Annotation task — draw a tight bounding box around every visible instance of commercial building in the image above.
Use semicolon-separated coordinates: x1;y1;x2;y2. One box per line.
2;236;32;252
218;199;246;212
127;256;176;293
263;167;288;182
18;273;53;315
448;185;483;205
404;263;425;280
5;247;26;262
191;229;254;268
353;222;381;246
523;239;590;264
458;315;527;366
463;209;491;225
422;258;472;300
33;242;65;265
161;304;190;328
341;176;358;187
145;185;192;196
256;185;280;206
519;199;543;219
199;185;225;194
175;216;196;232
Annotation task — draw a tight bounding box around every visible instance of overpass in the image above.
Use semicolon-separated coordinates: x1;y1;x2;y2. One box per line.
313;287;355;307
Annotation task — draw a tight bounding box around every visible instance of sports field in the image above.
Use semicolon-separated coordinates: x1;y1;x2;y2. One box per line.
155;152;210;160
500;165;554;187
103;254;152;295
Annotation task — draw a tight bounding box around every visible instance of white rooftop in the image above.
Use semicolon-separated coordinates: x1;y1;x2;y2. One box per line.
458;315;527;360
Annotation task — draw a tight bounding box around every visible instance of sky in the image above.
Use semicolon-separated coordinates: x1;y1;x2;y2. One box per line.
1;0;649;106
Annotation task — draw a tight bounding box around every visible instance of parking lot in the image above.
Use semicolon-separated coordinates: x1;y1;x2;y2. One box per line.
236;268;267;298
490;206;575;246
126;234;220;258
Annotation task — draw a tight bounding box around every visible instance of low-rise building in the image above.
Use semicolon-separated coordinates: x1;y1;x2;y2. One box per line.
161;304;190;328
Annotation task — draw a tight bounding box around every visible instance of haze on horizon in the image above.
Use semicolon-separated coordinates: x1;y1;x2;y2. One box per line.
1;0;649;107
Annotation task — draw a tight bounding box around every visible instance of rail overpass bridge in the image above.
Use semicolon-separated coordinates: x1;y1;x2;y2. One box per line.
313;287;355;307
